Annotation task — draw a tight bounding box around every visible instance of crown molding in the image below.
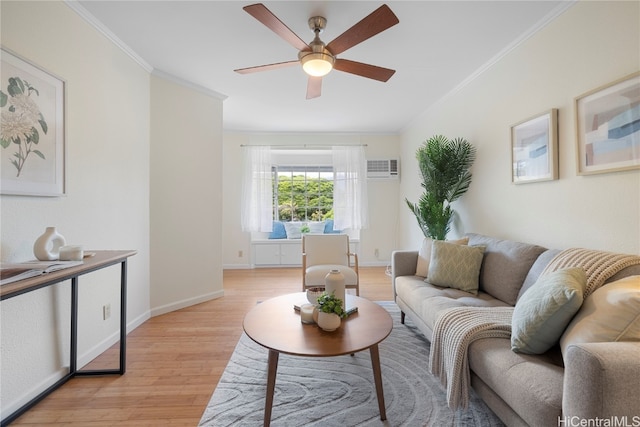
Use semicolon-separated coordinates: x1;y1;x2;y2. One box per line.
64;0;153;73
151;70;228;101
403;0;577;131
64;1;227;100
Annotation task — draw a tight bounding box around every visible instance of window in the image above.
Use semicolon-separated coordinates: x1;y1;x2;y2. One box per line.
242;145;367;233
273;166;333;221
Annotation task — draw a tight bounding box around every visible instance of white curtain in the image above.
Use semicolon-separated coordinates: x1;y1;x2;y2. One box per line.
332;145;369;230
241;146;273;232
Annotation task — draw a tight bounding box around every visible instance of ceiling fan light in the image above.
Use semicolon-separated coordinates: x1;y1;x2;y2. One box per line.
301;52;334;77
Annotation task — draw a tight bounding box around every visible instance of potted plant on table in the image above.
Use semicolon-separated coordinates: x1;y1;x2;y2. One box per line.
405;135;476;240
316;292;346;332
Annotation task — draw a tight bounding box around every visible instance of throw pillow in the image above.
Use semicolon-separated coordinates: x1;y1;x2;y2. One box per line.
283;222;304;239
559;275;640;357
323;219;341;234
427;240;485;294
416;236;469;278
511;267;586;354
268;221;287;239
307;221;325;234
415;238;433;277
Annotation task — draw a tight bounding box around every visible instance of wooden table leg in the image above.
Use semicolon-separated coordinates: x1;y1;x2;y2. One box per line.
369;344;386;421
264;349;279;427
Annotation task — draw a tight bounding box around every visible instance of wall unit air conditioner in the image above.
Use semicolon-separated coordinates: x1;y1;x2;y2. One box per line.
366;159;399;179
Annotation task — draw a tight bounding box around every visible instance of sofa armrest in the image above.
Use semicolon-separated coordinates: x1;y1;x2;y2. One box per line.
563;342;640;419
391;250;419;296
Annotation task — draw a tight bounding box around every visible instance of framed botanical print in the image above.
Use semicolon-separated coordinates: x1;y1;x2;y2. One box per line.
1;47;65;196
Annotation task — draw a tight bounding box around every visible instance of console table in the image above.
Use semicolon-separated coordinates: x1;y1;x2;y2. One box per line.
0;250;137;426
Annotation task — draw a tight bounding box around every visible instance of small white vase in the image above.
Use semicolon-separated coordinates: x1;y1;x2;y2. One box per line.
33;227;66;261
317;311;341;332
325;269;346;311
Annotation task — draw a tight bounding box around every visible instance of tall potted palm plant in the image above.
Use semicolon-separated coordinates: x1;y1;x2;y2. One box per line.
405;135;476;240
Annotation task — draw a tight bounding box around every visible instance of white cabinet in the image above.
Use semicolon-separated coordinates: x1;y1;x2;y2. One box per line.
252;240;302;266
251;239;359;267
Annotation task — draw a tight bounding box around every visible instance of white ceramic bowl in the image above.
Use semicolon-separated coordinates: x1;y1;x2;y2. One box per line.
306;287;325;305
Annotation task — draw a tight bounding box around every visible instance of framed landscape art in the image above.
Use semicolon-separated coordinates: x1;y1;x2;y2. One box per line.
1;47;65;196
575;72;640;175
511;109;558;184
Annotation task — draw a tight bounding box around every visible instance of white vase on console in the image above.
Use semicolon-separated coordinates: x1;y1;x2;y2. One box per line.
33;227;66;261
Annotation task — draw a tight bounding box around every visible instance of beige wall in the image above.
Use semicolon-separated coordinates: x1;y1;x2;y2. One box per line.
150;75;224;315
399;1;640;254
222;133;401;268
1;1;151;414
0;1;226;416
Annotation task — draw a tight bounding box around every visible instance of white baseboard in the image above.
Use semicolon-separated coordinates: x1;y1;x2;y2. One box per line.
223;263;252;269
150;290;225;317
3;310;152;421
77;310;150;368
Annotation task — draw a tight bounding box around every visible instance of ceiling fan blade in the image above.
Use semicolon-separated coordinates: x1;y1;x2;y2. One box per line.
326;4;399;56
306;76;322;99
243;3;309;52
334;59;395;82
234;60;299;74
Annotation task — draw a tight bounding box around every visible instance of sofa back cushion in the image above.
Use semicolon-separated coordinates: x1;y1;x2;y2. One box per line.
519;249;561;300
466;233;547;306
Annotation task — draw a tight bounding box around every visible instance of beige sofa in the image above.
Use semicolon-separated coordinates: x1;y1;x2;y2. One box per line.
391;233;640;427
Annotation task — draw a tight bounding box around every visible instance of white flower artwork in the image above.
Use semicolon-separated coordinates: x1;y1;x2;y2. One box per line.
1;48;65;196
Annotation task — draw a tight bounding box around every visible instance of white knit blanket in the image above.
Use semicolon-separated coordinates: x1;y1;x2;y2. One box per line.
429;307;513;410
541;248;640;297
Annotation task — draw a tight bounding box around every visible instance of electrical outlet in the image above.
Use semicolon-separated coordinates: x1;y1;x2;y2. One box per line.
374;248;379;258
238;250;243;258
103;304;111;320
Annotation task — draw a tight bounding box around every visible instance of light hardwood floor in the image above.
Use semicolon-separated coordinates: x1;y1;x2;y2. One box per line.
11;267;393;426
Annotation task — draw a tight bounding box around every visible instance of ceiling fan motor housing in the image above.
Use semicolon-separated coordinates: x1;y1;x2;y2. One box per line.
299;16;335;76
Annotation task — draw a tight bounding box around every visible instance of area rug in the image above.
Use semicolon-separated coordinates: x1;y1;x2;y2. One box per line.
199;302;504;427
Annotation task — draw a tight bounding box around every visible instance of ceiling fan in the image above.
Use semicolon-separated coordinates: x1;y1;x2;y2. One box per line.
234;3;399;99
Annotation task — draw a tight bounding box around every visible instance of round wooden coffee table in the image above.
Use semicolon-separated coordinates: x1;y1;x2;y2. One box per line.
243;292;393;427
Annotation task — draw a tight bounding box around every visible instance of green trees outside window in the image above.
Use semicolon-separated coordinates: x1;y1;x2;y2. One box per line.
274;166;334;221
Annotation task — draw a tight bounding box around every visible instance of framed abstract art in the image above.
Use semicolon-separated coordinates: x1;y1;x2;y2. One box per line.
511;109;559;184
575;72;640;175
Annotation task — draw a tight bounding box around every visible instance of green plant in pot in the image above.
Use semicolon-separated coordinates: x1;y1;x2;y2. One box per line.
405;135;476;240
316;291;346;331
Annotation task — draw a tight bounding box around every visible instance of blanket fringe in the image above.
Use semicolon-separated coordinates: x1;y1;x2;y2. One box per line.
429;307;513;410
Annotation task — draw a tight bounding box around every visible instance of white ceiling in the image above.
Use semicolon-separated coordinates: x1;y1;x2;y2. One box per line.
73;1;570;133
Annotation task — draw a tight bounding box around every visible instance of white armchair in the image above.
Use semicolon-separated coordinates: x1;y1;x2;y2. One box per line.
302;234;359;296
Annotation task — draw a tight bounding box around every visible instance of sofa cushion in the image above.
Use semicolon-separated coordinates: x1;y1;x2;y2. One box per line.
467;233;547;306
395;276;511;339
428;241;485;294
416;236;469;278
560;275;640;357
469;338;563;427
512;267;586;354
519;249;561;301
